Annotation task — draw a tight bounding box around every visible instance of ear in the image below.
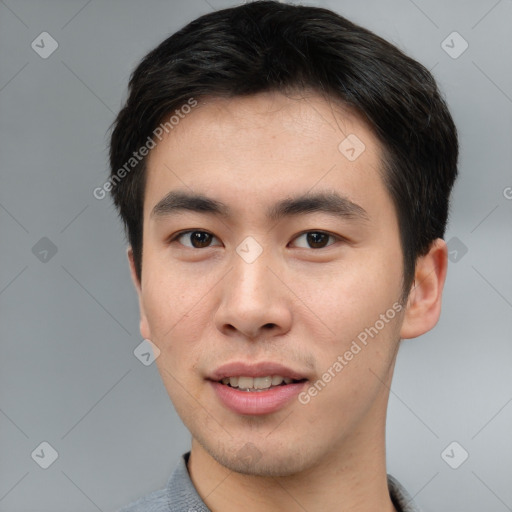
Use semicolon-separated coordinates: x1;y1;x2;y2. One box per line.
127;246;151;341
400;238;448;339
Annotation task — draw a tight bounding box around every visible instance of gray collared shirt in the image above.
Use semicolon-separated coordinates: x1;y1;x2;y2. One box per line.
119;452;421;512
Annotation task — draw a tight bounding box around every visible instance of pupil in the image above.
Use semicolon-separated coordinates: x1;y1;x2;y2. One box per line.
307;232;328;248
192;231;211;248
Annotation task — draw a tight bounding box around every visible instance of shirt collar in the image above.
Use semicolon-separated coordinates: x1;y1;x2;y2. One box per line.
166;452;421;512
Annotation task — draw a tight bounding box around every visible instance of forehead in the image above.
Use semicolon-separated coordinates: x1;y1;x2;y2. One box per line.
143;91;389;223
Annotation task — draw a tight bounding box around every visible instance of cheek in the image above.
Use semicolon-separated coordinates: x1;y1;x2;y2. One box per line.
296;270;402;438
301;246;403;341
141;269;185;346
142;245;206;324
141;260;214;366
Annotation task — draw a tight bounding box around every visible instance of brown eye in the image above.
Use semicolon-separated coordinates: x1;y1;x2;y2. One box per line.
292;231;337;249
173;231;221;248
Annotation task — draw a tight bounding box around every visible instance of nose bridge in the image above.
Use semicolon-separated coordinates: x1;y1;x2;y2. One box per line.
230;237;273;307
215;236;290;339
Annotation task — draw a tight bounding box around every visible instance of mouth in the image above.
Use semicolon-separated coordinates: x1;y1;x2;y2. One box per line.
207;361;310;415
216;375;308;392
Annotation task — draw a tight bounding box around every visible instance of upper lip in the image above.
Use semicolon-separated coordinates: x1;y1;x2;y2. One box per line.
208;361;310;382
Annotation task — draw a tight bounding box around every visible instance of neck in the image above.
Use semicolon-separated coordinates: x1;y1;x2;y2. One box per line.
187;388;397;512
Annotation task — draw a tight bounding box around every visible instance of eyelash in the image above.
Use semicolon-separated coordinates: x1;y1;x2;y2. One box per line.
168;230;343;250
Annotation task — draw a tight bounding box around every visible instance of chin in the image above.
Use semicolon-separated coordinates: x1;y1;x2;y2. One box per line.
200;436;314;477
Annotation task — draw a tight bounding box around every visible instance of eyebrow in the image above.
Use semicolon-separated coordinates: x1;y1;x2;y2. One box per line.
150;189;369;223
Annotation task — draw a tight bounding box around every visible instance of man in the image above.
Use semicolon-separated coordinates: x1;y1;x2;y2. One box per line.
109;1;458;511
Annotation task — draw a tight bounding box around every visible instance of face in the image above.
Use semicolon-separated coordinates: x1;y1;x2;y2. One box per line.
131;91;408;476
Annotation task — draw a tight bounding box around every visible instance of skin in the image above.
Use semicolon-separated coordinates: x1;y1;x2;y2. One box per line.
127;90;448;512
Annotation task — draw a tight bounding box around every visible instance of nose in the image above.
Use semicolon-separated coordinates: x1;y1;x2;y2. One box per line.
214;246;292;341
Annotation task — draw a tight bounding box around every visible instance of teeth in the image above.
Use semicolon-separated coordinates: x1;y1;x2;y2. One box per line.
254;376;272;389
271;375;283;386
220;375;296;390
237;376;253;389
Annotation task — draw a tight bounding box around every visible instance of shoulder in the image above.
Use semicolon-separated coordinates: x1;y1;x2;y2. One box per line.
117;488;168;512
116;451;208;512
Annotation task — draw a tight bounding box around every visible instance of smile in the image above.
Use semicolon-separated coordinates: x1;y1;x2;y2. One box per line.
219;375;305;391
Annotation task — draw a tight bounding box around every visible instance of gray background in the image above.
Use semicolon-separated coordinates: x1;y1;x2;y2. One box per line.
1;0;511;510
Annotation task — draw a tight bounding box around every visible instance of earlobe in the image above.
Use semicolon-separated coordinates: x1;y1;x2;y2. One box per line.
127;247;152;341
400;238;448;339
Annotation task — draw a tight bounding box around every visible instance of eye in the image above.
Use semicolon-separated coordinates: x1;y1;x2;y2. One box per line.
170;230;221;249
291;231;339;249
169;230;341;250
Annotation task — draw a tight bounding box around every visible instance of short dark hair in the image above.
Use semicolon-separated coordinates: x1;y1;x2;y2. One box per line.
109;0;458;300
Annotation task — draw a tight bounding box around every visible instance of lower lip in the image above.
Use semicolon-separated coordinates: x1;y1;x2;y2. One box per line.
209;380;307;415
